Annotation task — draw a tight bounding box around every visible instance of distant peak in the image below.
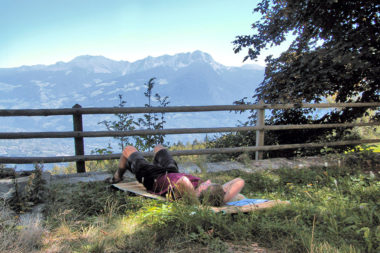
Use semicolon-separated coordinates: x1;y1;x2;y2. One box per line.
123;51;225;73
10;51;228;73
59;55;129;74
179;51;214;62
191;50;211;57
70;55;111;62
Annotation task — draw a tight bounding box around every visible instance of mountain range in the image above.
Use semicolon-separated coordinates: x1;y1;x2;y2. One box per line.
0;51;264;169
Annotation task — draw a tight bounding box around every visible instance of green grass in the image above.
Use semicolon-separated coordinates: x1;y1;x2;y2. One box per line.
3;152;379;252
347;144;380;153
365;144;380;153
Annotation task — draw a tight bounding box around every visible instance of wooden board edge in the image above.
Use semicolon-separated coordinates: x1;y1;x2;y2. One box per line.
210;200;290;214
112;182;166;201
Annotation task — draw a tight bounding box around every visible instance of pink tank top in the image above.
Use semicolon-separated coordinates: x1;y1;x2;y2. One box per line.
150;173;201;196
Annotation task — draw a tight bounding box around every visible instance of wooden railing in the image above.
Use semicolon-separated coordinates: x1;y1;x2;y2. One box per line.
0;102;379;172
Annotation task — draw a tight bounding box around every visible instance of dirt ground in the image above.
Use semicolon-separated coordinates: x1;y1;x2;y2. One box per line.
226;242;279;253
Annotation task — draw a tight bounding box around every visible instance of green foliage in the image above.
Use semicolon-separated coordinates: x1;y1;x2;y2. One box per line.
134;77;170;151
24;164;46;205
86;160;119;175
349;109;380;141
97;77;170;152
232;0;379;157
40;151;380;252
98;95;135;150
50;159;119;175
343;146;380;170
8;164;46;213
234;0;379;105
7;170;24;212
44;181;151;224
129;162;379;252
206;131;256;161
87;144;119;174
50;163;77;175
169;139;208;164
204;164;379;252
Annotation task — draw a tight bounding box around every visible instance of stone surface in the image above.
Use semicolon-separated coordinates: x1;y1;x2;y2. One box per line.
247;157;312;171
178;162;201;174
50;171;112;184
0;176;30;201
205;161;249;173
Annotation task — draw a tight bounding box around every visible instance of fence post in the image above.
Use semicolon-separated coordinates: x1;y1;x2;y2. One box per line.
255;100;265;160
72;104;85;173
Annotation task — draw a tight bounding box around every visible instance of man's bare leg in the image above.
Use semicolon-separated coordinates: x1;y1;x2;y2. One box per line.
111;146;138;183
154;144;165;154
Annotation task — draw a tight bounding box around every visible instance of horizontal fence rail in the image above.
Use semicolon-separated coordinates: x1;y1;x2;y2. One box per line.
1;139;379;164
0;122;378;139
0;102;379;172
0;102;379;116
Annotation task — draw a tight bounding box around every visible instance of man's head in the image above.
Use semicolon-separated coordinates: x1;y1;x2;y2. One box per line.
198;182;225;207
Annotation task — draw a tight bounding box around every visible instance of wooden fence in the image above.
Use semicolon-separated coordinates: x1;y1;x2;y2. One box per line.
0;102;379;173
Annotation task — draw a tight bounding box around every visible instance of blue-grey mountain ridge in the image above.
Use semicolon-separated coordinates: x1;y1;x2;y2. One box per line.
0;51;264;169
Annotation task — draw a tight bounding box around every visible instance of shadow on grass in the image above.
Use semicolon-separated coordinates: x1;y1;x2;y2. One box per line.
40;155;379;253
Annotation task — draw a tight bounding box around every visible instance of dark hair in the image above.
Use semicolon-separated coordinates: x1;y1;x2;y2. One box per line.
199;183;225;207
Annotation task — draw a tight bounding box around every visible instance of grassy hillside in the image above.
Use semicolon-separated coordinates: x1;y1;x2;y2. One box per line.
1;151;379;252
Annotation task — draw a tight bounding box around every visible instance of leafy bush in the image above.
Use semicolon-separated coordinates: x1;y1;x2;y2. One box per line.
206;131;256;161
98;77;170;152
8;164;46;213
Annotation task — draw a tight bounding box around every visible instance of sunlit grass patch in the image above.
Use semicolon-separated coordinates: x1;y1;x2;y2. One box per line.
366;144;380;152
35;150;380;252
347;143;380;153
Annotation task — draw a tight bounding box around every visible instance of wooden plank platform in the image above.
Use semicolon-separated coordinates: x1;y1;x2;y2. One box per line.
209;199;290;214
112;181;166;201
112;181;289;213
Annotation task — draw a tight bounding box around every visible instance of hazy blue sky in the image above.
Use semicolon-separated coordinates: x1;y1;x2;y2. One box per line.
1;0;288;68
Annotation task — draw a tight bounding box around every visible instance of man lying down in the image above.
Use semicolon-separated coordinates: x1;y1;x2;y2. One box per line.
108;144;245;206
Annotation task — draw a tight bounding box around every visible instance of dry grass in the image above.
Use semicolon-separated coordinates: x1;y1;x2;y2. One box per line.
2;151;378;252
0;201;45;253
39;210;145;252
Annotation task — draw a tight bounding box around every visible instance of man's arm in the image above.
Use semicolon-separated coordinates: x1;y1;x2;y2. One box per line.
173;176;199;203
222;178;245;203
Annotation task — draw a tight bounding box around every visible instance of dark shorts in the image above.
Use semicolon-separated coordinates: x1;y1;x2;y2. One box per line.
127;148;180;191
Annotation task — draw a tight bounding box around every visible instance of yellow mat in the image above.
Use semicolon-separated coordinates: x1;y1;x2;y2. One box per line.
112;181;289;213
